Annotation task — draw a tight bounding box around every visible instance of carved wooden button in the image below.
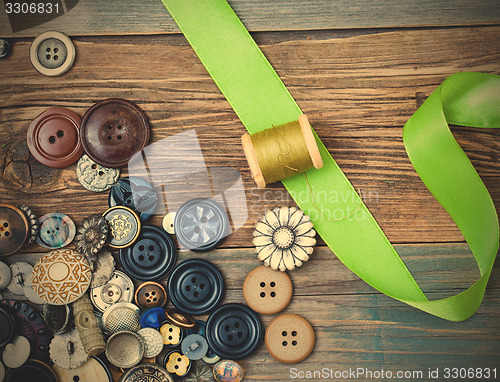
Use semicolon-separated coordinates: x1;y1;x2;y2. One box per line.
0;204;29;256
81;98;150;168
27;107;83;168
265;314;315;364
243;265;293;315
135;281;167;310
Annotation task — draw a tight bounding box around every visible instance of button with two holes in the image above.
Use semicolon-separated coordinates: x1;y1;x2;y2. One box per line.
168;258;224;316
206;303;263;360
0;204;29;256
119;225;176;281
265;313;315;364
243;265;293;315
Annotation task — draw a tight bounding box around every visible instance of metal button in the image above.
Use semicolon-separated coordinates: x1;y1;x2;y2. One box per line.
181;334;208;360
184;363;213;382
91;270;134;312
165;309;195;329
105;331;144;369
49;328;88;369
119;364;173;382
109;177;159;222
36;212;76;249
90;249;116;289
30;31;75;76
18;205;38;245
77;154;120;193
138;328;164;358
213;360;244;382
103;206;141;249
42;304;73;335
0;204;29;256
135;281;167;310
102;302;141;335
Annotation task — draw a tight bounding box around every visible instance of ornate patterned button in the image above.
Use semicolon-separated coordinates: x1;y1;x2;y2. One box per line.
27;107;83;167
167;258;224;316
138;328;164;358
175;198;230;251
75;214;109;268
103;206;141;249
30;31;75;76
0;204;29;256
77;154;120;192
135;281;167;310
91;270;134;312
265;314;315;364
109;177;159;222
213;360;244;382
81;99;150;168
37;213;76;249
102;302;140;335
163;351;191;378
18;205;39;244
184;363;213;382
49;328;88;369
160;321;183;347
243;265;293;315
90;249;116;289
119;364;173;382
53;356;113;382
253;206;316;271
181;334;208;360
206;303;263;360
119;225;176;281
31;249;92;305
106;331;144;369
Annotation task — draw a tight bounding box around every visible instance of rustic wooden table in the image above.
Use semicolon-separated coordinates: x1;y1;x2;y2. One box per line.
1;1;499;381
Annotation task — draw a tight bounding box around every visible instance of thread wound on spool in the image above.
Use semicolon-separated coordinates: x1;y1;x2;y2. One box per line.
241;114;323;188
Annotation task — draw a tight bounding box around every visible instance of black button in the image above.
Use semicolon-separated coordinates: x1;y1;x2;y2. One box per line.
109;176;158;222
0;307;16;348
0;39;12;59
119;225;176;281
168;259;224;316
174;198;229;251
205;303;263;360
5;359;58;382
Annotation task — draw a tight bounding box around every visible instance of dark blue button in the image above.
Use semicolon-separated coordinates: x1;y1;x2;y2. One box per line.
119;225;176;281
205;303;263;360
186;320;206;337
140;307;166;329
109;176;158;222
168;259;224;316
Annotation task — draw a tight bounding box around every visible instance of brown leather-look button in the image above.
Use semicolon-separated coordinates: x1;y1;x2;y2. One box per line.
80;99;150;168
243;266;293;315
0;204;29;256
27;107;83;168
265;314;315;364
135;281;167;310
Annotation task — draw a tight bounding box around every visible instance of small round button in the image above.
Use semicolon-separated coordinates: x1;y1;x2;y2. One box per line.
213;360;244;382
0;204;29;256
163;351;191;378
103;206;141;249
106;331;144;369
174;198;229;251
30;31;75;76
27;107;83;168
265;314;315;364
206;303;263;360
139;307;166;329
81;99;150;168
77;154;120;192
36;212;76;249
138;328;164;358
243;266;293;315
0;39;12;59
162;213;176;234
102;302;140;335
181;334;208;360
119;225;176;281
109;177;159;222
168;258;224;316
135;281;167;310
160;321;183;347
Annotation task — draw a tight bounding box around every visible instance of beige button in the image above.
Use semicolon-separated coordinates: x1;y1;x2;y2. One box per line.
265;314;315;364
243;266;293;315
30;31;76;76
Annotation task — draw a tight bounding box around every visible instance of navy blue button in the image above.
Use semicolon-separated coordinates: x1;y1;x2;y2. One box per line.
168;259;224;316
119;225;176;281
205;303;263;360
186;320;206;337
109;177;158;222
174;198;229;251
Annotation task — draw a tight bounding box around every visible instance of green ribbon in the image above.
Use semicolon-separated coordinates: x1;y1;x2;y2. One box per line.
160;0;499;321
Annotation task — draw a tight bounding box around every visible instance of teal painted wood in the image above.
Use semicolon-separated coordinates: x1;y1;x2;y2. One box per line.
1;0;500;37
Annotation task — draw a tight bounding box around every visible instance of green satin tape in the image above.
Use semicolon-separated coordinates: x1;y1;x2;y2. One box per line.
161;0;499;321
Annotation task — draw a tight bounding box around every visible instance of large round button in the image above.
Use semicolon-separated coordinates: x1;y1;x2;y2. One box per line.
265;314;315;364
243;266;293;315
103;206;141;249
168;259;224;316
119;364;173;382
174;198;229;251
0;307;15;348
135;281;167;310
5;359;57;382
27;107;83;168
30;31;75;76
119;225;176;281
36;212;76;249
109;177;159;222
205;303;263;360
53;356;113;382
0;204;29;256
81;99;150;168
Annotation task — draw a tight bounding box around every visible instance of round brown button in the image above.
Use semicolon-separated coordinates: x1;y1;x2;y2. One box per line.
80;99;150;168
135;281;167;310
243;266;293;315
27;107;83;168
0;204;29;256
265;314;315;364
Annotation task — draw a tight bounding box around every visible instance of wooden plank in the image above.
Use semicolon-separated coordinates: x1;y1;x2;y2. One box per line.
1;27;499;246
1;0;500;37
2;243;498;380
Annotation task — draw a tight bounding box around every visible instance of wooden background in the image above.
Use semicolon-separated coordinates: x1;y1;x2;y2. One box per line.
0;1;499;381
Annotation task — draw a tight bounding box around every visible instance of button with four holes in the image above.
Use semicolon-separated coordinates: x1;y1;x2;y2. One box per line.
0;204;29;256
135;281;167;310
265;314;315;364
243;265;293;315
30;31;75;76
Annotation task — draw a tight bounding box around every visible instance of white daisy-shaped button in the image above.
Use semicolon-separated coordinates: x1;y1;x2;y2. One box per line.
253;206;316;271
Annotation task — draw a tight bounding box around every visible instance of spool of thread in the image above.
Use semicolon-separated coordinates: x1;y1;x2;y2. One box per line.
241;114;323;188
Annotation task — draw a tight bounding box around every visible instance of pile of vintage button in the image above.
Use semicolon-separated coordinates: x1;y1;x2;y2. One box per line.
0;31;317;382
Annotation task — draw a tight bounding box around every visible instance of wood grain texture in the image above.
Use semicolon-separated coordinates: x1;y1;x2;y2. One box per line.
1;0;500;37
1;27;499;247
